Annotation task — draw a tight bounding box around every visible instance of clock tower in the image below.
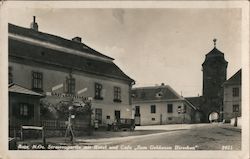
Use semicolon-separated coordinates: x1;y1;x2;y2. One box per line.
201;39;228;122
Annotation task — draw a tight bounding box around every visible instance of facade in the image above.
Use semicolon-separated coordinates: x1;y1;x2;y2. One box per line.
131;84;198;125
223;69;241;121
9;17;134;129
201;39;228;122
9;83;44;136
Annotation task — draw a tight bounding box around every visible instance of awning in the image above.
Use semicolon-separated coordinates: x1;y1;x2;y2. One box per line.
9;83;44;97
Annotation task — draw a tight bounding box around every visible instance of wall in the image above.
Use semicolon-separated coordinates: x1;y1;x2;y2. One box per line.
132;100;193;125
9;93;41;137
223;84;241;120
9;61;132;126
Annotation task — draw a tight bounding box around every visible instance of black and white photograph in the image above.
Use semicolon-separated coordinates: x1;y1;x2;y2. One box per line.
0;1;249;159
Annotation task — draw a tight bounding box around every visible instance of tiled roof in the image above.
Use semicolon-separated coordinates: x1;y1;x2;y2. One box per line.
9;83;44;96
9;23;134;83
185;96;203;110
223;69;241;85
131;85;182;102
9;23;113;60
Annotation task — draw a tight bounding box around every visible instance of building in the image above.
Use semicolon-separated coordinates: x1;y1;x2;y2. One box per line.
9;83;44;137
222;69;241;121
9;17;134;131
201;39;228;122
184;39;228;123
131;84;198;125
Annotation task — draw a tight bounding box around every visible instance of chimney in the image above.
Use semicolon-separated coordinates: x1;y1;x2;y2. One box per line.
30;16;38;31
72;37;82;43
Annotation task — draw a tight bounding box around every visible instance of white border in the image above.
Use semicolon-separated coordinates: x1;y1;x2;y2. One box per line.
0;1;249;159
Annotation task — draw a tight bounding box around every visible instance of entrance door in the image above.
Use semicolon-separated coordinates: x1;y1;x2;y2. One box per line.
135;106;141;126
115;110;121;122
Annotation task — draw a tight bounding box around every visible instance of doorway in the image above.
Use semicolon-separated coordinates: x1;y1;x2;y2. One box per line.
114;110;121;122
134;106;141;126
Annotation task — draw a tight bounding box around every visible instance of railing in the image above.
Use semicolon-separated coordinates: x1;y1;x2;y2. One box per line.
41;119;88;130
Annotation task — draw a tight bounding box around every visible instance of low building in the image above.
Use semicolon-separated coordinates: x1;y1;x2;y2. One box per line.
9;83;44;137
9;17;134;132
131;84;198;125
222;69;241;121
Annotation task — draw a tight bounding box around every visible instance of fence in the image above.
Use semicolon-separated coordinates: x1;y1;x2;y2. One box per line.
41;119;89;130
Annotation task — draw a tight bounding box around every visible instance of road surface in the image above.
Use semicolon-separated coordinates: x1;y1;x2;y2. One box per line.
110;124;241;150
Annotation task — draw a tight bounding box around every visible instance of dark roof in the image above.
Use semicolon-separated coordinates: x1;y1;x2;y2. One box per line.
185;96;203;110
9;23;113;60
132;85;182;102
202;47;228;66
9;23;134;83
206;47;224;57
223;69;242;85
9;83;44;97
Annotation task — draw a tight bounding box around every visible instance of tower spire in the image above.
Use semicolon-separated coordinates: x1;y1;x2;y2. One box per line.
213;38;217;48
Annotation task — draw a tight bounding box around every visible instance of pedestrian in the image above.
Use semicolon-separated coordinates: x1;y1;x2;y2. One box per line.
94;119;99;131
106;117;112;131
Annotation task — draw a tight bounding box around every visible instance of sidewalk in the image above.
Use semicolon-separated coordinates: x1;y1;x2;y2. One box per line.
218;123;241;132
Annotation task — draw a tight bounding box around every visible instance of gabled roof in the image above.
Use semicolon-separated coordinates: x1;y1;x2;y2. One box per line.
9;83;44;97
8;23;134;83
9;23;113;61
223;69;242;86
185;96;203;110
131;85;182;102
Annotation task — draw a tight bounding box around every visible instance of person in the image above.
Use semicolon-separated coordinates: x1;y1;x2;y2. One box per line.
106;117;112;131
94;119;99;131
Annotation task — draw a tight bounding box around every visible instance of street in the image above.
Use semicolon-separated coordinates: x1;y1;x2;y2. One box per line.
108;124;241;150
16;123;241;151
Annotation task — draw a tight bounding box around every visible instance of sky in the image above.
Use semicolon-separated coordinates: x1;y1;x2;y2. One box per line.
8;8;242;97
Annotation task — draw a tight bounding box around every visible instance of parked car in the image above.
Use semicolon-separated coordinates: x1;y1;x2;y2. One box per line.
112;118;135;131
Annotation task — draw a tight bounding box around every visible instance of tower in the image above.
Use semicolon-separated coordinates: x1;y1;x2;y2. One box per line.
201;39;228;122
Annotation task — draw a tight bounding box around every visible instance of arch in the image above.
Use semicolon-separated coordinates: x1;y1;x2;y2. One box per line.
208;111;219;123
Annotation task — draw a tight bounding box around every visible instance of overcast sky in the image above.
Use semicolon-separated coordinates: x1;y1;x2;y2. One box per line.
8;8;242;97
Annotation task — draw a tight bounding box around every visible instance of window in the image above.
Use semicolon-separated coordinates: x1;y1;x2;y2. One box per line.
9;66;13;84
66;76;75;94
152;118;155;121
233;104;239;112
114;87;121;102
232;87;239;97
151;105;156;113
18;103;34;118
32;72;43;91
95;108;102;124
106;116;110;119
135;106;140;116
94;83;103;100
168;117;172;120
177;106;182;114
167;104;173;113
20;103;28;116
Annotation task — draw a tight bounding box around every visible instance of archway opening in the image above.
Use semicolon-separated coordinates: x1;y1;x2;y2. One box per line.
208;112;219;123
